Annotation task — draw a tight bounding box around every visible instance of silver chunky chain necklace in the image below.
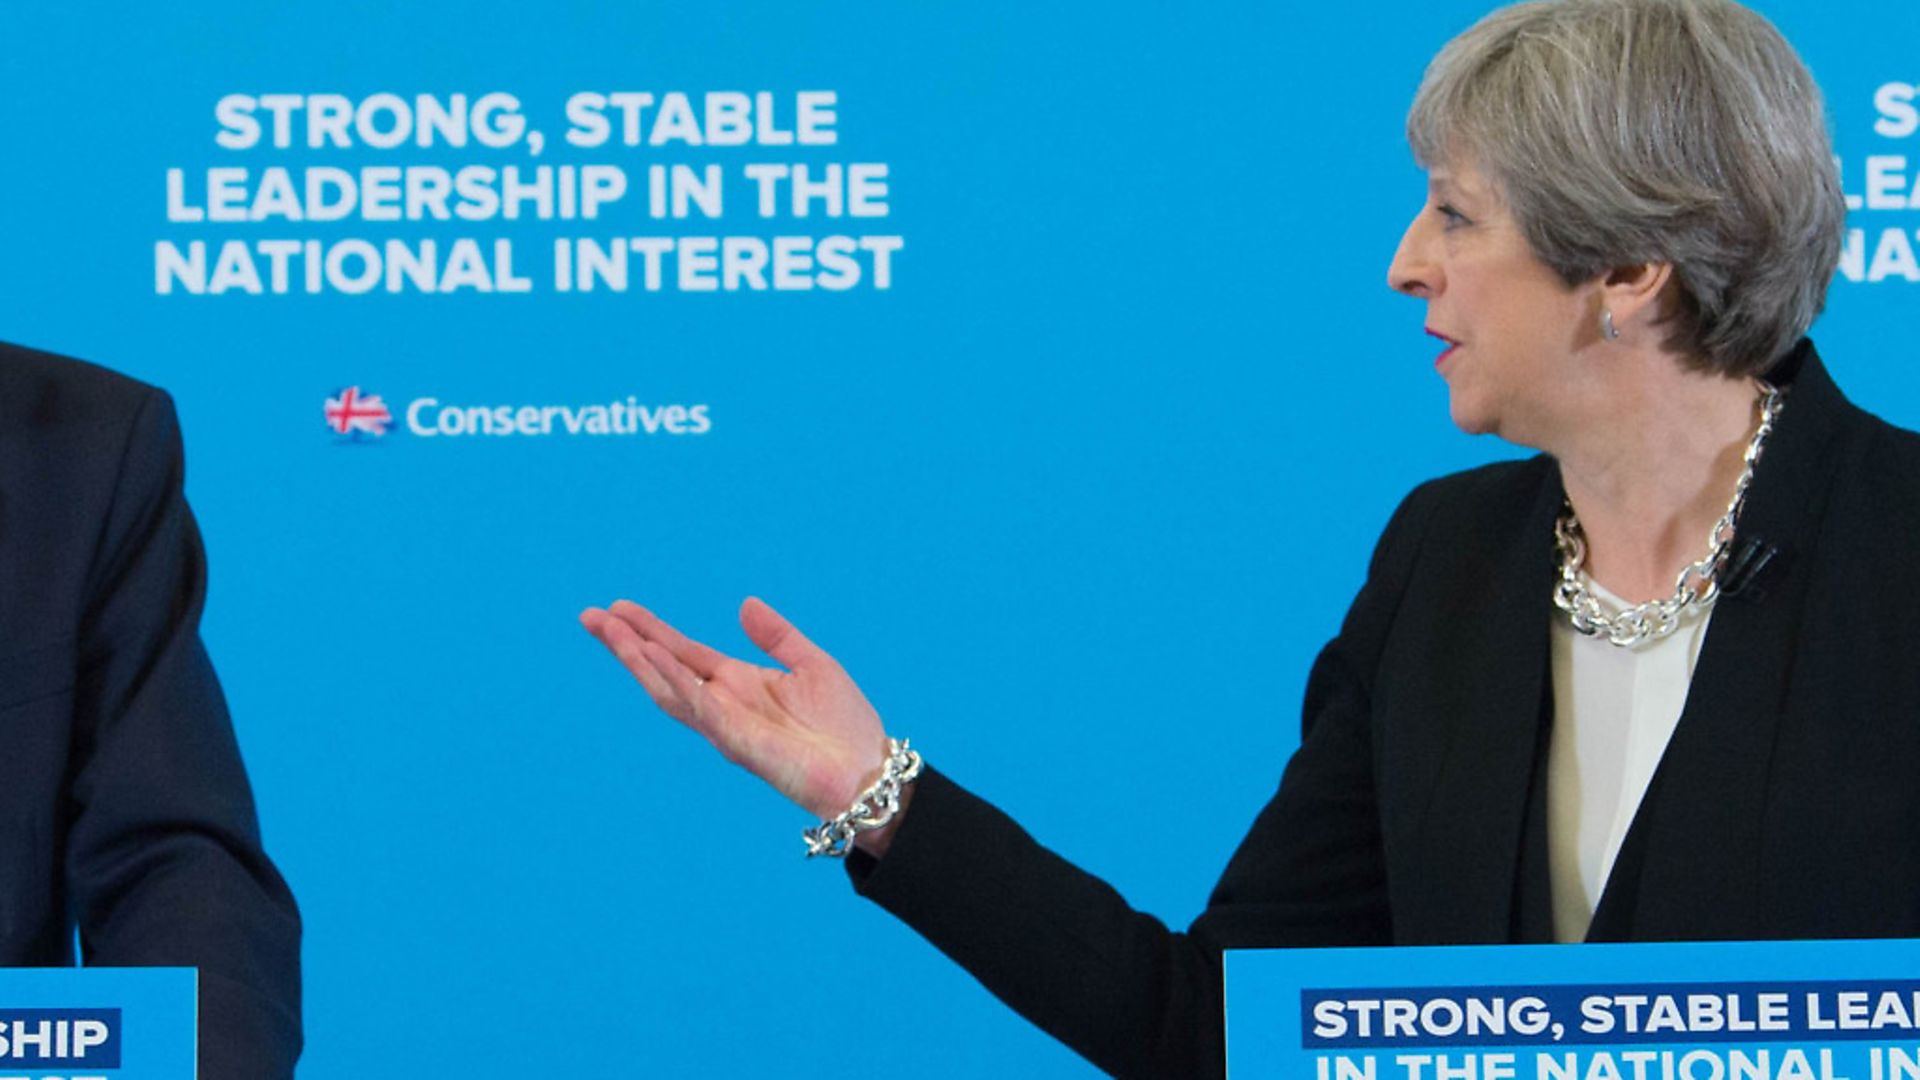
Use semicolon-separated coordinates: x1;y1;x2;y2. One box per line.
1552;381;1785;648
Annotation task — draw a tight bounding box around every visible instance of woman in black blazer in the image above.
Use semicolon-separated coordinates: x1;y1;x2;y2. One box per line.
583;1;1907;1076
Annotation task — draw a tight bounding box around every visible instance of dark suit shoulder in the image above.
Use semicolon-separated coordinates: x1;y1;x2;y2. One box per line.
1333;454;1558;668
0;341;175;500
1802;402;1920;605
1404;455;1555;516
0;340;161;438
1852;408;1920;501
1376;455;1557;568
0;343;184;610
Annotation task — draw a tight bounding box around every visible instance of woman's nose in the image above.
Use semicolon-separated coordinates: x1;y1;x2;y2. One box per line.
1388;213;1439;298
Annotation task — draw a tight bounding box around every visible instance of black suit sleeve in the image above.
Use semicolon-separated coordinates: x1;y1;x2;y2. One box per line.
846;481;1440;1079
65;387;303;1079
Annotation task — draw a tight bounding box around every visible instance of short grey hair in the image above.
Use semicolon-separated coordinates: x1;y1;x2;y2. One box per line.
1407;0;1845;377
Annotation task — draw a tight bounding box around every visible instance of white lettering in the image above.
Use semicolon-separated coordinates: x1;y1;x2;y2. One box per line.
1877;83;1920;139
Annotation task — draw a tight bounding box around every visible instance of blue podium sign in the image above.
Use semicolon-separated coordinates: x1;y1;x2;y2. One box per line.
0;969;195;1080
1227;940;1920;1080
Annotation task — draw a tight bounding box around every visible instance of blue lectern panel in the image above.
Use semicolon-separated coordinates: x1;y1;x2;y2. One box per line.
1228;940;1920;1080
0;968;194;1080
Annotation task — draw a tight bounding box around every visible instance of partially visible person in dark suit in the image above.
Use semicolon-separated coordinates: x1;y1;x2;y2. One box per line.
581;1;1909;1078
0;340;301;1077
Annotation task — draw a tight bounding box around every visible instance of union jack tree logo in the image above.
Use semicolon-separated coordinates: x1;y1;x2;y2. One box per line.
324;387;393;438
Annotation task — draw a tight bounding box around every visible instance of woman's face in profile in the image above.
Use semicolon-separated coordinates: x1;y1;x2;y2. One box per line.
1388;160;1597;446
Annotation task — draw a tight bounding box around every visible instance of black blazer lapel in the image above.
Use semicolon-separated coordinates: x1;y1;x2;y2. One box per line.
1588;341;1855;941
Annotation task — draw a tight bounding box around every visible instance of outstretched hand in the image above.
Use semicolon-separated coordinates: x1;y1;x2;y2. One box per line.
580;597;894;826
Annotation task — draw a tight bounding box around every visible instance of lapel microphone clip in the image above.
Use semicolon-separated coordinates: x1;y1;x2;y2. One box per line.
1720;535;1785;601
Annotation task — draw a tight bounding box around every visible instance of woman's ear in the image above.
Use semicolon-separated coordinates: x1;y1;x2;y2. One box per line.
1597;261;1676;340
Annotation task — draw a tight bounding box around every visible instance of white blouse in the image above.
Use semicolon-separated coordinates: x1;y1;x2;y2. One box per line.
1547;579;1713;943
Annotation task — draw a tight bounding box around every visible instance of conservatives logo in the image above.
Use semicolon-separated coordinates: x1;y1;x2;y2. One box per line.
324;387;394;438
324;390;710;440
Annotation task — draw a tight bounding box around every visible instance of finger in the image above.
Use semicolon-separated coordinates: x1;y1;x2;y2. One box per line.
605;600;732;679
582;608;682;706
641;637;708;699
581;608;692;721
739;596;834;673
638;639;741;752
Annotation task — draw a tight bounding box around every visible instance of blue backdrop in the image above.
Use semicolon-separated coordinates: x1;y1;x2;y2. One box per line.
1;2;1915;1076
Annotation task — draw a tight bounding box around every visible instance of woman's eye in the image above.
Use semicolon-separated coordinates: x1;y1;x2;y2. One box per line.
1436;203;1470;228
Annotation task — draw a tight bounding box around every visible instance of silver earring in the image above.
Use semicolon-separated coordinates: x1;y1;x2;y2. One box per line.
1601;309;1620;341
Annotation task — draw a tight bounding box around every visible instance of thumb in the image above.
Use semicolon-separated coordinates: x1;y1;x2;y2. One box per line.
740;596;833;672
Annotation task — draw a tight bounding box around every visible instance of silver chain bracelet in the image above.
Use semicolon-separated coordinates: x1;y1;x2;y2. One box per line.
802;738;923;858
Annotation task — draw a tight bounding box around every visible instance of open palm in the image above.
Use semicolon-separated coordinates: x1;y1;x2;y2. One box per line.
580;596;890;820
